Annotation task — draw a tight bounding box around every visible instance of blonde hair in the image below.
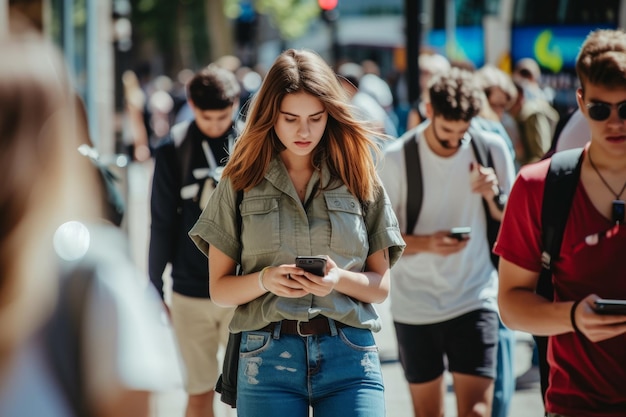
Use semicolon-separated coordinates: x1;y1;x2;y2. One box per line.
223;49;385;202
475;65;518;110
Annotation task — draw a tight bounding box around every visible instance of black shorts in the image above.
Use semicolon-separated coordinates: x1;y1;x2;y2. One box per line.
394;309;498;384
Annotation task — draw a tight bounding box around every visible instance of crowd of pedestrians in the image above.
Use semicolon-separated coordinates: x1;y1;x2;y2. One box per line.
2;6;625;416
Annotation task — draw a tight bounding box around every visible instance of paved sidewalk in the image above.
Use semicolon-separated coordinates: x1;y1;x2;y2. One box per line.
126;160;545;417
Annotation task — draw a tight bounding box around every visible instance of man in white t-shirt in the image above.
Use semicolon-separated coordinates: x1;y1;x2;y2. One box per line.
379;68;515;417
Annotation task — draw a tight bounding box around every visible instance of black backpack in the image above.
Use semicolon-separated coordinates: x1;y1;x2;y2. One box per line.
215;189;244;408
534;147;584;404
403;126;502;269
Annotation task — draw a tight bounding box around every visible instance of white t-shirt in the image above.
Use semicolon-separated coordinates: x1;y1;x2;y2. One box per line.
378;122;516;324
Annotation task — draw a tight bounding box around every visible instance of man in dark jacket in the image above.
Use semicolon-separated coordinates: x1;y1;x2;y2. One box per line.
149;64;239;417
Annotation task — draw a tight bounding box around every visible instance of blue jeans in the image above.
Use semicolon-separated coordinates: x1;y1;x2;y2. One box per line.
236;321;385;417
492;319;516;417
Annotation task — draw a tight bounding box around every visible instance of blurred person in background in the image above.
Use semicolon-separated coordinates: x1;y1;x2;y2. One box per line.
147;75;176;147
406;52;451;130
149;63;240;417
472;65;518;417
358;64;399;137
475;64;519;169
513;57;555;105
0;30;182;417
508;80;560;166
122;69;151;162
337;62;389;137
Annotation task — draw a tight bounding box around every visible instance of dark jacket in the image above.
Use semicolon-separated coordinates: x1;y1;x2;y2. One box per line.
148;120;236;299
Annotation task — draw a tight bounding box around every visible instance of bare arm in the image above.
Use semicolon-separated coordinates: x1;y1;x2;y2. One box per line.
96;390;150;417
288;248;391;304
208;245;311;307
498;258;572;335
401;231;469;256
498;258;626;341
335;248;390;303
209;246;393;307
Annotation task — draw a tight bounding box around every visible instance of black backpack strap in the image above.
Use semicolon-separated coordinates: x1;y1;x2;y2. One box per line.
468;126;493;168
538;147;584;298
171;120;193;186
468;128;501;269
404;133;423;235
235;189;244;269
534;146;584;404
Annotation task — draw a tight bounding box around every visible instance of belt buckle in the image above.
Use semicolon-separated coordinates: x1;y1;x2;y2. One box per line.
296;320;313;337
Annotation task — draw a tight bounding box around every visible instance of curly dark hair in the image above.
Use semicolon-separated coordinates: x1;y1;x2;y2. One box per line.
428;67;483;122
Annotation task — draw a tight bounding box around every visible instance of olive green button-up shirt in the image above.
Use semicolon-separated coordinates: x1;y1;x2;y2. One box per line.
189;157;405;333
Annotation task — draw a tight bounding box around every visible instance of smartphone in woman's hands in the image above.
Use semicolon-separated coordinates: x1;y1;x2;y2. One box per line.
295;256;327;276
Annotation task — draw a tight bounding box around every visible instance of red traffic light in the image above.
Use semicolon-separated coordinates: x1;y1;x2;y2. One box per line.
318;0;338;11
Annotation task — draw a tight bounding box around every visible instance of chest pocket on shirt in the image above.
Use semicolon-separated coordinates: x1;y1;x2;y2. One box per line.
240;197;280;255
324;194;369;259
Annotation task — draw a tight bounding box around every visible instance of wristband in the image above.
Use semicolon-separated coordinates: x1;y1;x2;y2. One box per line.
493;191;507;211
570;299;582;334
258;266;271;293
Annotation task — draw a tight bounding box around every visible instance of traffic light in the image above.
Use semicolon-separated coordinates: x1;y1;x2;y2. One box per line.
318;0;338;10
318;0;339;22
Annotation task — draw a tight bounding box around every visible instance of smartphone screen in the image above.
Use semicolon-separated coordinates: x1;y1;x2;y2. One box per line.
295;256;327;276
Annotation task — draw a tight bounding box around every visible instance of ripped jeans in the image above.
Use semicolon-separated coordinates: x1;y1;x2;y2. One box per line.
236;320;385;417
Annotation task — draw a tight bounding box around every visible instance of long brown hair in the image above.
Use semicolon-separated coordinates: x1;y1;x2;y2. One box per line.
0;34;101;371
223;49;386;202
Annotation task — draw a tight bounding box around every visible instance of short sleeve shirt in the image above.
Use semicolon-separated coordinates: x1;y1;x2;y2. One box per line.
493;157;626;416
189;157;405;333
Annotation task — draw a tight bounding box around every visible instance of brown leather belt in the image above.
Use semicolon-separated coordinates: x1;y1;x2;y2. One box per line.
261;316;347;336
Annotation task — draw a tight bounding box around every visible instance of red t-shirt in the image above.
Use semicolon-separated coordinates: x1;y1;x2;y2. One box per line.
494;157;626;416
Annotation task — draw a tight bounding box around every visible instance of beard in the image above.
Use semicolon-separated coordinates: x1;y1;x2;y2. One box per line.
432;118;467;149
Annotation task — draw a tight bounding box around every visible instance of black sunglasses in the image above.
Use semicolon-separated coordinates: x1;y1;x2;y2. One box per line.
586;101;626;121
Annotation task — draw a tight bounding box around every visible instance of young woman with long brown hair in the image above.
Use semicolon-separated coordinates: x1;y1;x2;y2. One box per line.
190;48;405;417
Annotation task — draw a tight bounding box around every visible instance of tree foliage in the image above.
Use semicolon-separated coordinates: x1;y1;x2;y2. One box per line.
127;0;323;75
224;0;321;40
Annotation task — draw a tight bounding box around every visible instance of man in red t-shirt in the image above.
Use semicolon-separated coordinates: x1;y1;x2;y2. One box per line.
494;29;626;417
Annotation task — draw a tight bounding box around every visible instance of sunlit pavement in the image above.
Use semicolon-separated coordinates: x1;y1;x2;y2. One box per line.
125;160;545;417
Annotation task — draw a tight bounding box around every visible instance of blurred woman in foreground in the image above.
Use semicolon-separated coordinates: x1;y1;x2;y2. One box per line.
0;31;182;417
